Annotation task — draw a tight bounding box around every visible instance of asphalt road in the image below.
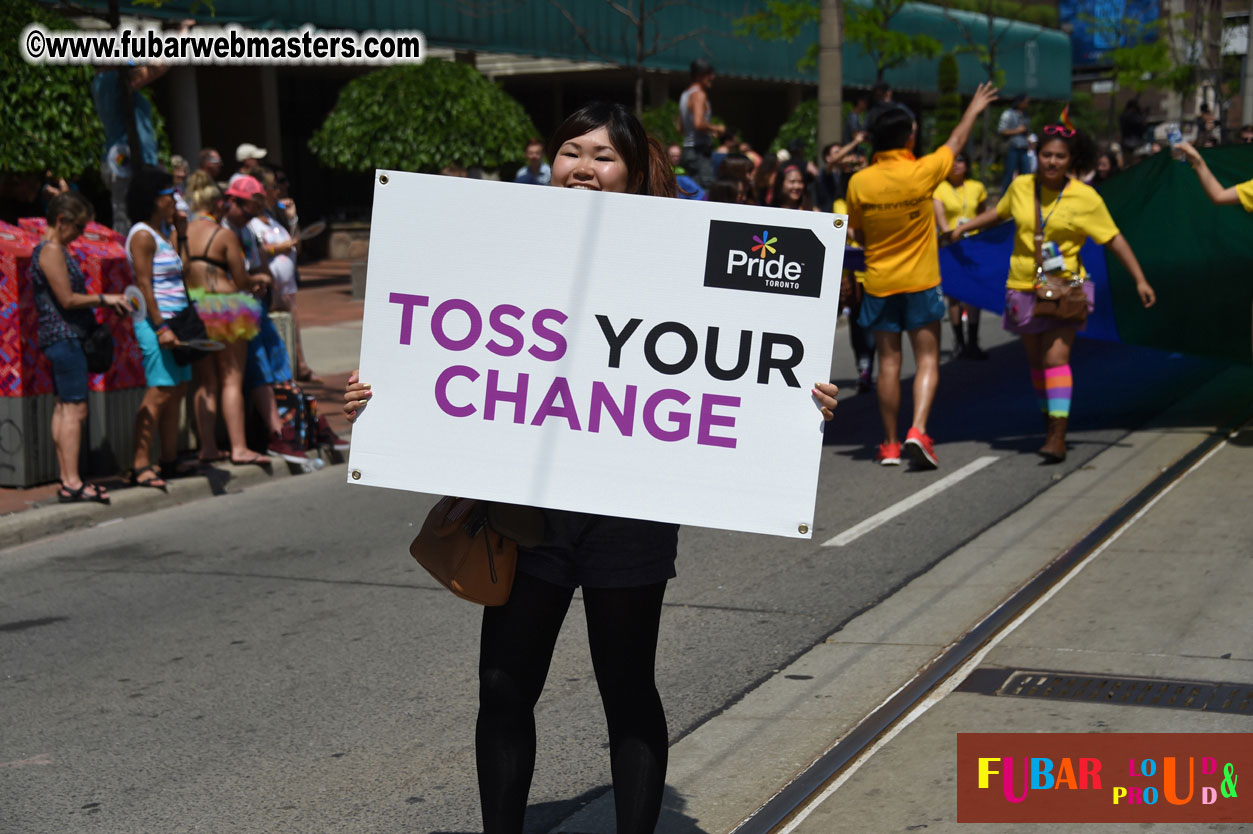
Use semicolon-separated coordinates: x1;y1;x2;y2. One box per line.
0;328;1232;834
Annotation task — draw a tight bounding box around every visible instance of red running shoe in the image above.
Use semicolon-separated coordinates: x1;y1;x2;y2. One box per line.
875;442;902;466
903;427;939;469
268;427;310;465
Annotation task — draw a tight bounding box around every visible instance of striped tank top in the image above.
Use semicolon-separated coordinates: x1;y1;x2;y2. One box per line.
125;222;187;319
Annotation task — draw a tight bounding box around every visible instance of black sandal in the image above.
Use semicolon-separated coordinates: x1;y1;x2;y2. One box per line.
57;482;111;505
129;465;169;492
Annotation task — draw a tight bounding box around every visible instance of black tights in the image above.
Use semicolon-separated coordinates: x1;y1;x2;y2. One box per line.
476;571;669;834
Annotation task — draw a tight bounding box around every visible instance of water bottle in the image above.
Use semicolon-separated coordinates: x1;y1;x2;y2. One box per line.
299;455;326;473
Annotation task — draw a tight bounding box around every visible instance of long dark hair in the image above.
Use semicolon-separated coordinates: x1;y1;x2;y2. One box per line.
546;101;675;198
1039;126;1097;176
770;162;813;210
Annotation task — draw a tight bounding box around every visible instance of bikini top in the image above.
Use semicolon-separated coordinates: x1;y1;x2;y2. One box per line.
185;226;230;272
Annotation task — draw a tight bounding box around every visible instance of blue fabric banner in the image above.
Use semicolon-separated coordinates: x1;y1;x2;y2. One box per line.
937;222;1121;343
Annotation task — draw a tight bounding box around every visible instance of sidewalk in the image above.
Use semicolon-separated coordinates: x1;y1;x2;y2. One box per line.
551;365;1253;834
0;263;364;540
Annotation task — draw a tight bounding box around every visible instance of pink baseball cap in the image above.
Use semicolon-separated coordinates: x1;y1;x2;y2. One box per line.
225;175;265;201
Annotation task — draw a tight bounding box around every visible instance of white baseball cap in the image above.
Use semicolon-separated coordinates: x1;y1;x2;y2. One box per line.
236;142;268;162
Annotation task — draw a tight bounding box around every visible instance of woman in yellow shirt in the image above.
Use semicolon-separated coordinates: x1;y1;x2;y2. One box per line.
932;152;988;359
949;125;1156;461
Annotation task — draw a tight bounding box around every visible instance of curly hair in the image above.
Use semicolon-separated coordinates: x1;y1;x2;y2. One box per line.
1039;126;1098;176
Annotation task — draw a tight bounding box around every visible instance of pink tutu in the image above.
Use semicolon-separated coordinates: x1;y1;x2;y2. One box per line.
190;290;263;343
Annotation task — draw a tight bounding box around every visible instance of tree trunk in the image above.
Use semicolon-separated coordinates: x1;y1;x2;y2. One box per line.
817;0;844;150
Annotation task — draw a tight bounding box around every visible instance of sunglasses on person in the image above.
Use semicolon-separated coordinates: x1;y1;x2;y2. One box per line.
1043;124;1076;138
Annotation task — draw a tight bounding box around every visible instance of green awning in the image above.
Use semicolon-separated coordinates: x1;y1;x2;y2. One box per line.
67;0;1071;96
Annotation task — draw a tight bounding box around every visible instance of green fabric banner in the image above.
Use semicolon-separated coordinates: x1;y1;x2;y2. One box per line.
1099;146;1253;365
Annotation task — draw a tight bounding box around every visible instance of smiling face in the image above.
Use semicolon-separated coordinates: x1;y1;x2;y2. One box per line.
1038;137;1071;185
550;126;630;193
781;168;805;206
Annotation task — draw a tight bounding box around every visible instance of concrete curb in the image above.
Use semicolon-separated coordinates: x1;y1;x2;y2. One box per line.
0;451;344;548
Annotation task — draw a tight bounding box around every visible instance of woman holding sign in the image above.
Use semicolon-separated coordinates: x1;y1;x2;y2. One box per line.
344;101;840;834
947;125;1155;461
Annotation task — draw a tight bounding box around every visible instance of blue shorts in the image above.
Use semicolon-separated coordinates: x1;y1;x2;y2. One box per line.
42;337;89;403
518;511;679;589
244;314;292;391
135;318;192;388
857;286;946;333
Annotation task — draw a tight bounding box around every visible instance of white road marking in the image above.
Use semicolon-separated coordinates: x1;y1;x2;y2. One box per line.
822;456;1000;547
778;437;1232;834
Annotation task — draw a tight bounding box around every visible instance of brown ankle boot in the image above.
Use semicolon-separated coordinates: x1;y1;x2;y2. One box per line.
1039;416;1068;462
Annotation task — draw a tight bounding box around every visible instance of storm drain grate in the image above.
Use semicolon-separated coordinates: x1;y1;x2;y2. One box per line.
957;668;1253;715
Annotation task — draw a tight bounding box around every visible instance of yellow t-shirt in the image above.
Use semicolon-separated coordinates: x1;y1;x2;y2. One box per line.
846;145;953;297
832;197;866;283
933;178;987;230
1236;178;1253;212
996;174;1120;291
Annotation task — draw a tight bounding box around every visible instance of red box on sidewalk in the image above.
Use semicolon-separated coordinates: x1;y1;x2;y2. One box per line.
18;217;121;245
68;232;143;392
0;221;52;397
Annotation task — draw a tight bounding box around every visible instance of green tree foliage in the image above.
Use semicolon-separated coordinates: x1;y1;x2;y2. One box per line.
0;0;104;177
641;100;682;147
934;53;962;143
739;0;941;78
770;99;818;161
1109;19;1193;97
309;62;539;173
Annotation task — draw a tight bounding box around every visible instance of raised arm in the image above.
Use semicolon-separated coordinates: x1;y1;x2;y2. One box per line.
1175;141;1242;206
946;83;1000;157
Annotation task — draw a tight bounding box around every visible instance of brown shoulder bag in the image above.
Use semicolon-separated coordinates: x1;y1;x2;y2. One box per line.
1032;179;1088;324
409;498;545;606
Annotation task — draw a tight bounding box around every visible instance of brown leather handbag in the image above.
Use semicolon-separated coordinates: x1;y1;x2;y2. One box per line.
1032;180;1088;324
409;497;545;606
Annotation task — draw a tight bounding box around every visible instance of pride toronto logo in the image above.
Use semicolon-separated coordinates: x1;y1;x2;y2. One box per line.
703;220;824;298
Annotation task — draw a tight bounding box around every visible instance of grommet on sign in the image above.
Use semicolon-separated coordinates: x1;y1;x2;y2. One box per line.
379;174;389;185
833;218;844;228
351;470;362;481
798;523;810;535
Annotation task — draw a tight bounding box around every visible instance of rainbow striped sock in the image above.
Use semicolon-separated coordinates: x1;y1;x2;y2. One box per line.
1044;364;1072;418
1030;368;1047;414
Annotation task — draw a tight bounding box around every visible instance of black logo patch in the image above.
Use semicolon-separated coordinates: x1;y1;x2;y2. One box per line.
703;220;825;298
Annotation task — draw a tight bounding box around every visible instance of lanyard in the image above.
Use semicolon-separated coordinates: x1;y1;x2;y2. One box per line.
1034;178;1068;241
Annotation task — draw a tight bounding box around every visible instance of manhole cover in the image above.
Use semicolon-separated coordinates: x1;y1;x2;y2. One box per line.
957;668;1253;715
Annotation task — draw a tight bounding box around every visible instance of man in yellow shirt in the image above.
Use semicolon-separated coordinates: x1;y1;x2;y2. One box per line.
1175;140;1253;210
845;81;998;469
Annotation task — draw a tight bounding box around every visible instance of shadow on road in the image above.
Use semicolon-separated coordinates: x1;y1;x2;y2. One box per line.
823;336;1235;459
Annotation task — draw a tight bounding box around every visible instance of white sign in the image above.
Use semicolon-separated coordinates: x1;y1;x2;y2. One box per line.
348;172;845;538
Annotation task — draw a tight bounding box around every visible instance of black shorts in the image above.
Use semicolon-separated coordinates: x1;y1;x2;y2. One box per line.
517;511;679;589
